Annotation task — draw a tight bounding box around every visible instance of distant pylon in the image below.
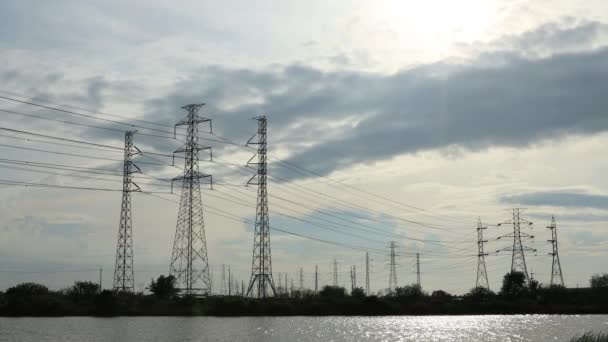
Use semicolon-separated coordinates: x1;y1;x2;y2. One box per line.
547;216;565;287
314;265;319;293
246;116;277;298
497;208;536;283
169;103;213;296
299;267;304;292
221;264;226;295
388;241;398;293
365;252;370;295
113;130;141;292
416;253;421;288
333;259;339;286
476;218;490;290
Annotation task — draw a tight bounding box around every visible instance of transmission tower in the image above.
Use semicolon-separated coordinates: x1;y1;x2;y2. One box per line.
314;265;319;293
388;241;398;293
333;259;339;286
365;252;370;295
476;217;490;290
221;264;226;295
416;253;421;288
169;103;213;296
299;267;304;291
113;131;141;292
245;116;277;298
547;216;565;287
497;208;536;283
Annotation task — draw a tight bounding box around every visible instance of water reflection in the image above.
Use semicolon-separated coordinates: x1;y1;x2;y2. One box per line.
0;315;606;342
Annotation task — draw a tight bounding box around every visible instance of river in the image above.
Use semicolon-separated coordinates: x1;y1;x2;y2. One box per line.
1;315;607;341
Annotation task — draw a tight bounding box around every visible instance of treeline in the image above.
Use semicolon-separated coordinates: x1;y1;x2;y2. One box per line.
1;272;607;316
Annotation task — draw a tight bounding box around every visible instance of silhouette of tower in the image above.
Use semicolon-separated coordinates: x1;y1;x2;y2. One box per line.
547;216;565;287
365;252;370;295
476;217;490;290
314;265;319;293
497;208;535;283
246;116;277;298
299;267;304;292
169;103;213;296
416;253;421;288
113;131;141;292
388;241;398;293
333;259;339;286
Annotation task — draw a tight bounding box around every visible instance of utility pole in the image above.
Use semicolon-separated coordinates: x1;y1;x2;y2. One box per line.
290;278;294;296
99;266;103;293
476;217;490;290
169;104;213;296
246;116;277;298
285;273;288;295
299;268;304;292
113;131;140;292
352;265;357;292
241;280;245;297
333;259;339;286
315;265;319;294
547;216;565;287
388;241;398;294
416;253;421;288
497;208;535;283
365;252;370;295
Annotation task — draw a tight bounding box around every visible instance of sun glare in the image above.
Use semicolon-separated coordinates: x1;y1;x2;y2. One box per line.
380;0;501;53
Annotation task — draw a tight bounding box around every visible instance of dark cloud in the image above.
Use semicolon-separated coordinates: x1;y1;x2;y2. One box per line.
139;20;608;180
501;191;608;210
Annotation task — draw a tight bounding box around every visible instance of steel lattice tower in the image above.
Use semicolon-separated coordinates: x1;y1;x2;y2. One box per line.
476;217;490;290
416;253;421;288
246;116;277;298
169;103;213;296
365;252;370;295
333;259;339;286
547;216;565;287
388;241;398;293
113;131;141;292
497;208;536;283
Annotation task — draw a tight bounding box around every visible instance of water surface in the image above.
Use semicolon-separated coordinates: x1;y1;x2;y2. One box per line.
1;315;607;341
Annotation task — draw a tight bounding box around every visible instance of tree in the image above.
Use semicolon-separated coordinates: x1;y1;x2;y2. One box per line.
6;283;49;297
351;287;366;299
147;275;180;299
394;284;425;298
319;285;346;298
67;281;100;299
590;273;608;288
465;286;494;301
500;271;527;298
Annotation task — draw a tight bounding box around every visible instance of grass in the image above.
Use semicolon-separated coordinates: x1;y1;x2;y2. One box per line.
570;332;608;342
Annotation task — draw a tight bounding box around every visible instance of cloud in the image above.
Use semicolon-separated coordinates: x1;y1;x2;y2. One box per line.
501;191;608;209
133;19;608;180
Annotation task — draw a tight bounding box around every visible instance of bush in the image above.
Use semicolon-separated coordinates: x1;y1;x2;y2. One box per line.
319;286;346;298
394;284;425;298
500;271;527;298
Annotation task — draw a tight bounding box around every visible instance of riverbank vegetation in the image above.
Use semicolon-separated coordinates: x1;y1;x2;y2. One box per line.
1;272;607;316
570;331;608;342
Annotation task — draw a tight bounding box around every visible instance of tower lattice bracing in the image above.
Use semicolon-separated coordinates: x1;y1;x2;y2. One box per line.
476;217;490;290
169;103;213;296
547;216;565;287
388;241;398;293
113;131;141;292
246;116;277;298
497;208;536;283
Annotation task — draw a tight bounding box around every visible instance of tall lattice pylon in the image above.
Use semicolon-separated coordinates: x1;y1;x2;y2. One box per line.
333;259;339;286
388;241;398;294
169;103;213;296
547;216;565;287
476;217;490;290
246;116;277;298
113;131;141;292
365;252;370;295
497;208;536;283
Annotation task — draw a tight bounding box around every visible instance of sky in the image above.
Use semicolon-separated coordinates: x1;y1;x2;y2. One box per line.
0;0;607;295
